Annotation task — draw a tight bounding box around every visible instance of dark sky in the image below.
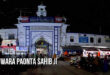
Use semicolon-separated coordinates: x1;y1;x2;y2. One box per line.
0;0;110;35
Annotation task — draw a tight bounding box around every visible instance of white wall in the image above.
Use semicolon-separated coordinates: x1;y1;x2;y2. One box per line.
65;33;110;47
65;33;79;46
0;28;110;48
0;29;17;40
61;24;68;46
17;25;26;46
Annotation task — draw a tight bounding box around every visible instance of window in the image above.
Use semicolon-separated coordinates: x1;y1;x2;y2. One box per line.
10;43;13;46
98;38;101;43
7;43;13;47
70;36;74;42
40;8;44;11
84;34;86;37
8;34;15;39
90;37;94;43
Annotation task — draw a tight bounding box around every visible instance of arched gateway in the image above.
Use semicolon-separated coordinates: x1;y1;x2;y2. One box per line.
15;3;68;57
35;37;52;56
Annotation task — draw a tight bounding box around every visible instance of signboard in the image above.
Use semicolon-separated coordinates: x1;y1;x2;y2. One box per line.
99;48;110;58
105;38;110;43
1;40;16;50
100;51;110;55
79;37;88;43
20;16;55;23
19;16;64;23
2;48;15;55
1;40;16;46
20;16;29;23
16;46;28;51
29;16;54;22
83;50;98;57
55;16;63;23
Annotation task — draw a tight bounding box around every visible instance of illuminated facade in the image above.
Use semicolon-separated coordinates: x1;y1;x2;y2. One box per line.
0;4;110;56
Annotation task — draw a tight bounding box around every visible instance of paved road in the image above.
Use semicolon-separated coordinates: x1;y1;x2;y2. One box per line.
20;61;110;75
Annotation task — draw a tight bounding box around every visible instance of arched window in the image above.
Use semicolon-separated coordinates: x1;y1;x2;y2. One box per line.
40;8;44;11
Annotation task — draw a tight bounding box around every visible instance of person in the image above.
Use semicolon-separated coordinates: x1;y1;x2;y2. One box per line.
40;54;44;69
52;54;57;64
79;54;86;68
86;53;91;70
87;53;91;61
25;53;29;58
53;54;57;59
98;51;100;57
36;54;38;64
93;55;100;72
89;54;95;72
103;55;109;72
87;53;94;72
64;51;68;56
76;54;81;68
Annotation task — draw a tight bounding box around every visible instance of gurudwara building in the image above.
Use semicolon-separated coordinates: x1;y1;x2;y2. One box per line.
0;4;110;57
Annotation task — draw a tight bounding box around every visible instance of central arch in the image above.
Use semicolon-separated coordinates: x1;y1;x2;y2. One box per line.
30;31;53;56
35;37;52;56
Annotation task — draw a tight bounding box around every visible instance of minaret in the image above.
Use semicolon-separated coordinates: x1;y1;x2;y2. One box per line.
36;3;47;17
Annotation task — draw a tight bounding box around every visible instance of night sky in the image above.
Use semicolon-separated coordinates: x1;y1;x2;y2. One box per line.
0;0;110;35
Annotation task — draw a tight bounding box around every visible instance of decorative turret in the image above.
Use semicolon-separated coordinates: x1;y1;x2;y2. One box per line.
36;3;47;17
17;3;66;23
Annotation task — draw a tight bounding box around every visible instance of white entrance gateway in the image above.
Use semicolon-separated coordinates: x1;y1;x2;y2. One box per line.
15;4;67;56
